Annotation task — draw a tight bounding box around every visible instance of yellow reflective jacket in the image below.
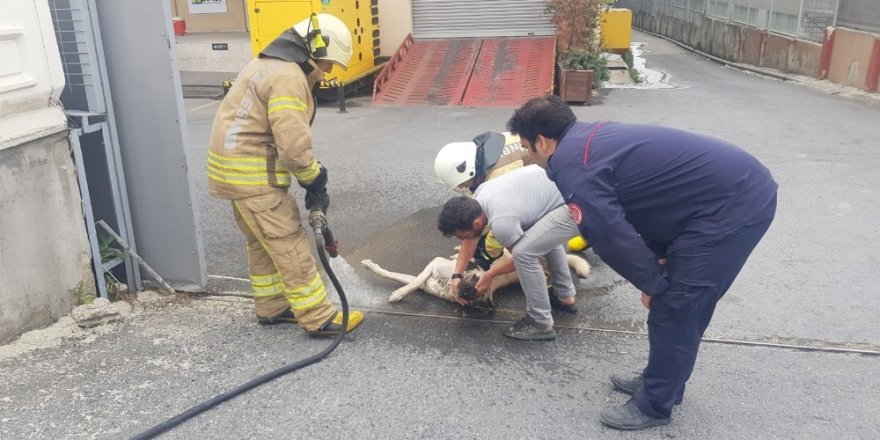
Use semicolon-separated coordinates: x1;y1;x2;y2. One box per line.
484;132;535;181
208;58;326;200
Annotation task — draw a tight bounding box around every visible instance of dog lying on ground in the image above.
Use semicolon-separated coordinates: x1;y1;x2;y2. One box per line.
361;249;591;308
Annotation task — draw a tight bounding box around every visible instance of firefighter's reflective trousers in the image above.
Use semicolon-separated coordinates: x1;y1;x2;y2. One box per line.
231;191;336;331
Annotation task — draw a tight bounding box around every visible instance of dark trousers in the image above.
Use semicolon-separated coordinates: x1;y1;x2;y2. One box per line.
634;197;777;419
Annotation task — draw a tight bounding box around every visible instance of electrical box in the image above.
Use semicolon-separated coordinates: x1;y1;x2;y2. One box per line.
247;0;380;86
601;8;632;52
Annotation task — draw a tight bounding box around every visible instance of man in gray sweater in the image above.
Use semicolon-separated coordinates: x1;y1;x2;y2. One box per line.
437;165;579;340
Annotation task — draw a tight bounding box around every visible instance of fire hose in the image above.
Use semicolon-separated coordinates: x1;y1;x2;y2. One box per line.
130;210;349;439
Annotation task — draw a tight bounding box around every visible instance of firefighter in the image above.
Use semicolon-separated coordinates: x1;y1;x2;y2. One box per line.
207;13;363;336
508;95;777;429
433;131;534;196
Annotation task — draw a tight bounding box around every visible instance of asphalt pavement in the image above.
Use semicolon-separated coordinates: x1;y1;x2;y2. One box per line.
2;31;879;439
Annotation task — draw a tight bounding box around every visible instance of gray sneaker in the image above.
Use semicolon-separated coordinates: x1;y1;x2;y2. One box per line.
502;316;556;341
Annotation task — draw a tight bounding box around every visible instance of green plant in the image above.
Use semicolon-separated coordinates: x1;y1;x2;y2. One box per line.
98;234;125;300
559;48;610;82
70;281;96;305
622;50;641;83
547;0;613;89
99;235;124;262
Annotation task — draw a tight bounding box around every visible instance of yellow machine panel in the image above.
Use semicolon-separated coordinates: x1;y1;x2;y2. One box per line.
601;8;633;52
247;0;380;87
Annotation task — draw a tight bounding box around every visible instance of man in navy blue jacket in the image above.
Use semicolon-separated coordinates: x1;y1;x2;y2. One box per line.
508;95;777;430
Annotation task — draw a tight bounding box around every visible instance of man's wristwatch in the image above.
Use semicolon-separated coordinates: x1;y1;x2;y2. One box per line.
451;273;464;280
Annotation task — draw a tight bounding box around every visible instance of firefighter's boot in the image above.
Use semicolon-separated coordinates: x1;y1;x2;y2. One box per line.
258;308;298;325
308;310;364;337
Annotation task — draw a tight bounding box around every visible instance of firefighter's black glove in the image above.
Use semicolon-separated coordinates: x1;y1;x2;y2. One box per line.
301;165;329;213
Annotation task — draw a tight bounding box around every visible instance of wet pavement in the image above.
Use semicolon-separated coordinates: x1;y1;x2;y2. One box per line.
2;31;880;439
189;32;880;349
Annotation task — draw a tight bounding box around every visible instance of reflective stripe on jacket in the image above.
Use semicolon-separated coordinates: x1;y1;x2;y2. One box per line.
208;57;325;199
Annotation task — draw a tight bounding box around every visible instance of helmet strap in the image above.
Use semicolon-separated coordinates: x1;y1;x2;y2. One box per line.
306;13;329;58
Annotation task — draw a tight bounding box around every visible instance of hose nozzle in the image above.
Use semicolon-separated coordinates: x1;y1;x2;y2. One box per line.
309;210;338;258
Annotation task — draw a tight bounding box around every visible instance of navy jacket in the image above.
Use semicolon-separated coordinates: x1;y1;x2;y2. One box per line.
547;121;778;296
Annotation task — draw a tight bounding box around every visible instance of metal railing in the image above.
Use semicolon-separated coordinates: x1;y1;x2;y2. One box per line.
837;0;880;34
617;0;877;43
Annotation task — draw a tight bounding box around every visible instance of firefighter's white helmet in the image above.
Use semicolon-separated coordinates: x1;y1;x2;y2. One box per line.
293;13;353;70
434;141;478;192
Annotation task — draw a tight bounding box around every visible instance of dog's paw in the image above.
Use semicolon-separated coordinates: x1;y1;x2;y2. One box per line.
388;288;408;303
361;259;377;269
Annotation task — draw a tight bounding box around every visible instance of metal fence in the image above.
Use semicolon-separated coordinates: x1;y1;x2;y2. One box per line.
838;0;880;34
618;0;879;42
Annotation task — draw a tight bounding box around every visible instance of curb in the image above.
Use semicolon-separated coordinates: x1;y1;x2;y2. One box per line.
182;85;224;100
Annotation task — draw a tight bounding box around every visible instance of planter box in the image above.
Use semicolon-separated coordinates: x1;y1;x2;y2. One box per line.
557;64;594;104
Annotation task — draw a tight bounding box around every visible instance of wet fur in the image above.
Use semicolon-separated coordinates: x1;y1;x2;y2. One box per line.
361;249;591;306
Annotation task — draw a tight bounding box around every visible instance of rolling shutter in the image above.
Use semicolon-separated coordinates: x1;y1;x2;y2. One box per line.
412;0;555;39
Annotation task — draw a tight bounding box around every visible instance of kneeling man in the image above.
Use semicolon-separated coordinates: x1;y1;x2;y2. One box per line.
437;165;579;340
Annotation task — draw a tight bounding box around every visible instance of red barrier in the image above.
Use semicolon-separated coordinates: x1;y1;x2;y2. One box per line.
818;27;836;80
866;38;880;93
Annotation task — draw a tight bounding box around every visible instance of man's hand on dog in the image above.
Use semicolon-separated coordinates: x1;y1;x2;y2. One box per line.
452;278;469;306
453;274;494;306
474;273;493;296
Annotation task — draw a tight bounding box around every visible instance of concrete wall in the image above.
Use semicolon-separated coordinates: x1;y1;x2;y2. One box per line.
740;27;765;67
1;0;96;344
378;0;412;57
631;10;822;78
790;39;823;78
763;33;794;72
170;0;248;32
826;28;879;90
0;132;95;344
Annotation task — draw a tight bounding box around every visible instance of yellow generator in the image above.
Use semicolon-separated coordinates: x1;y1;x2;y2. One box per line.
247;0;381;93
601;8;633;53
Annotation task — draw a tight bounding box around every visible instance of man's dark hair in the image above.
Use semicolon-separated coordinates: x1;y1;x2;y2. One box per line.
438;196;483;237
507;95;577;148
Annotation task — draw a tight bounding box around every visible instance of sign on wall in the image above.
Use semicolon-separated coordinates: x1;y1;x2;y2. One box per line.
189;0;227;14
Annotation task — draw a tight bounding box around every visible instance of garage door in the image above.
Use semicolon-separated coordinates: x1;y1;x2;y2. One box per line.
412;0;555;39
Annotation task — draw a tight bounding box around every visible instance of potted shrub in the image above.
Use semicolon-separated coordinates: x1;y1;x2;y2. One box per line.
557;48;609;104
546;0;611;103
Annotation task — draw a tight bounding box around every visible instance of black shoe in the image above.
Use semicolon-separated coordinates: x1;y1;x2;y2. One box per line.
257;309;298;325
599;399;671;431
548;293;578;314
610;374;682;405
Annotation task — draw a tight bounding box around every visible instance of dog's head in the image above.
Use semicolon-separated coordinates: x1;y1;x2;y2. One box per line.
458;272;495;312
